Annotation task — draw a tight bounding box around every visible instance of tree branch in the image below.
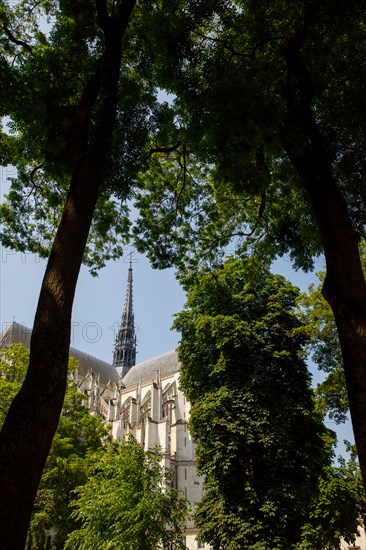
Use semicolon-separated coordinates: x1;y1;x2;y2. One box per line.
67;69;103;168
29;164;43;190
2;24;33;53
148;142;182;157
95;0;109;30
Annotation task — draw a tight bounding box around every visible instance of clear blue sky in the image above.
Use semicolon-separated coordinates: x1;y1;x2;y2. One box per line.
0;245;186;365
0;164;353;453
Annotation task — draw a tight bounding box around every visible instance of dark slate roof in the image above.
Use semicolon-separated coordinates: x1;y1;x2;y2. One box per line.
68;348;119;386
0;322;119;386
122;350;180;388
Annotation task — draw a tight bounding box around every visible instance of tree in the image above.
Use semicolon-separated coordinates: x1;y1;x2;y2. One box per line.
174;258;334;549
0;1;139;545
0;344;109;549
65;436;187;550
0;0;184;541
131;0;366;491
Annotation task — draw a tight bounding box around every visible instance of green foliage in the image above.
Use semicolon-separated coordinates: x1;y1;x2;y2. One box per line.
0;0;179;273
28;379;110;549
298;271;348;424
132;0;366;276
0;344;29;426
299;445;366;550
174;258;333;549
66;436;187;550
3;1;365;277
299;244;366;424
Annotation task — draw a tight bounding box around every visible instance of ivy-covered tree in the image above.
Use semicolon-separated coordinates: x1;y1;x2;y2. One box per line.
66;436;187;550
0;344;108;549
174;258;358;549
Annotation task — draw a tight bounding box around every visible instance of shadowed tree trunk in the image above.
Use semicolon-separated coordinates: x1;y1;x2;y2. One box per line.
283;4;366;490
0;1;136;547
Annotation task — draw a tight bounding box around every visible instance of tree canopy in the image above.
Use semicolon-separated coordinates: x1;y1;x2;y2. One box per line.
132;0;366;272
0;0;178;272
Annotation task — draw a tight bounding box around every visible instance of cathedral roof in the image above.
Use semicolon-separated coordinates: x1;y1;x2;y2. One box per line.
0;322;180;389
0;322;119;387
0;321;32;349
122;350;180;388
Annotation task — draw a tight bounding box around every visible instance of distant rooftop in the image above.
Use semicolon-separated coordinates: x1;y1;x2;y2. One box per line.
0;322;180;389
0;322;119;387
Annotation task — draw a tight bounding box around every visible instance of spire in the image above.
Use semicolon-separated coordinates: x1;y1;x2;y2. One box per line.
113;260;137;378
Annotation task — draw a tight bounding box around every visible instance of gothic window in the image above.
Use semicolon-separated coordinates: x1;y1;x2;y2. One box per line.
162;382;176;423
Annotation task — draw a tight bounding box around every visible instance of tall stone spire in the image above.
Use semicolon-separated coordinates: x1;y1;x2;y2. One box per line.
113;260;137;378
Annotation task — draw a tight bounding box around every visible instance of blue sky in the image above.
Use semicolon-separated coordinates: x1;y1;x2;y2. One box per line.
0;245;185;365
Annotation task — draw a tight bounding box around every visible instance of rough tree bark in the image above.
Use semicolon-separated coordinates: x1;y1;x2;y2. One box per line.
0;1;136;547
283;4;366;490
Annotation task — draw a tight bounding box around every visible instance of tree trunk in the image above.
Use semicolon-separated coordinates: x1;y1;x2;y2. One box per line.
283;28;366;491
0;2;136;547
286;139;366;488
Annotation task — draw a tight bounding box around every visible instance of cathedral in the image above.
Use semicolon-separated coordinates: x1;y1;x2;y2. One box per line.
0;264;208;550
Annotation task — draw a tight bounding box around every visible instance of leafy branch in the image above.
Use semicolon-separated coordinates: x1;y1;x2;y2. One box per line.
2;23;33;53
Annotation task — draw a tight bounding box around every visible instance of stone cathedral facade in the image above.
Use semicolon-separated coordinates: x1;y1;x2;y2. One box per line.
0;265;208;550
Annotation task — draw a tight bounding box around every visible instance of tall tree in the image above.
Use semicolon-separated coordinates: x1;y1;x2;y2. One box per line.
174;258;333;549
132;0;366;489
0;0;184;542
